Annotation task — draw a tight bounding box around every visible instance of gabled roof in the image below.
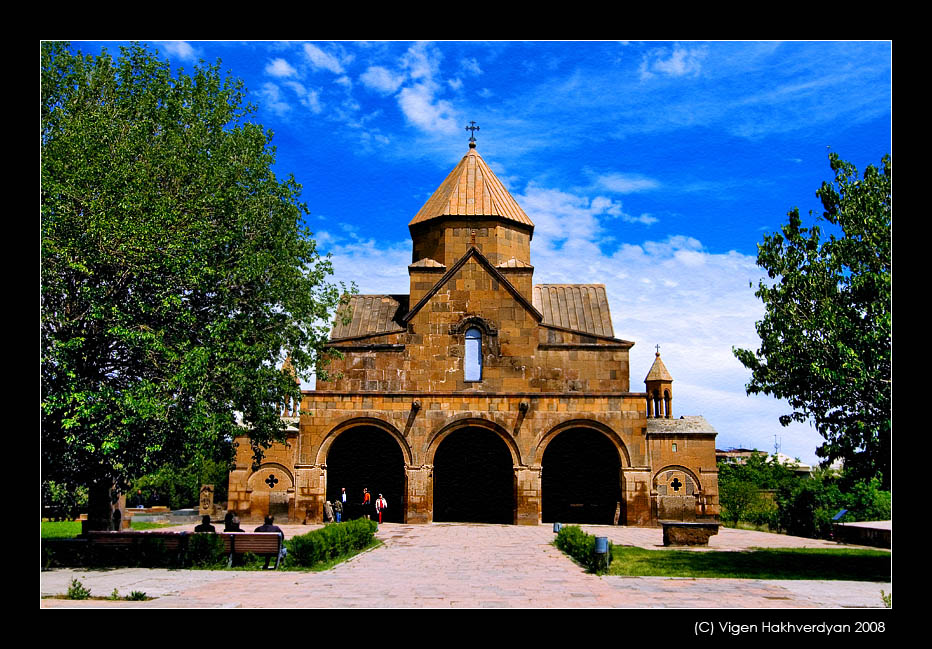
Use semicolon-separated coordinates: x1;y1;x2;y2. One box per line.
409;143;534;229
533;284;615;338
330;294;408;341
402;246;542;325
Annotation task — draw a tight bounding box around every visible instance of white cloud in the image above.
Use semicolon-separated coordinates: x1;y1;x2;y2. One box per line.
398;84;459;134
157;41;197;62
400;41;442;81
265;57;298;78
258;82;292;116
595;172;661;194
360;66;405;94
460;57;482;76
639;44;708;80
284;81;323;114
304;43;345;74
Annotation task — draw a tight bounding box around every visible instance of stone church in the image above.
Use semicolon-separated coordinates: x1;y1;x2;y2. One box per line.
227;136;720;526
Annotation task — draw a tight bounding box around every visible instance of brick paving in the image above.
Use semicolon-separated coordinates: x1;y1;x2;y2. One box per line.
39;522;891;609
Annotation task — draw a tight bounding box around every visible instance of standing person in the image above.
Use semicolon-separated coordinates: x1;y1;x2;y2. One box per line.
362;488;371;519
375;493;388;524
332;497;343;523
323;499;334;523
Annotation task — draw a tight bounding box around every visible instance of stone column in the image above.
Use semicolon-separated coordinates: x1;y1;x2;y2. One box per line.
515;465;542;525
405;464;432;524
622;467;653;526
294;465;325;524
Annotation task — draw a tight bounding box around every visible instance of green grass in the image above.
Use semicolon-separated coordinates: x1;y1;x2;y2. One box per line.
607;546;891;581
41;521;83;539
41;520;176;538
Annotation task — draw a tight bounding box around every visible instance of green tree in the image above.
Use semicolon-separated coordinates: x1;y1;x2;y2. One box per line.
717;451;797;527
41;42;345;528
733;153;891;488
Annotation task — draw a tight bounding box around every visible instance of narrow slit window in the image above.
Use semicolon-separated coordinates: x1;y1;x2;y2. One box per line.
465;327;482;381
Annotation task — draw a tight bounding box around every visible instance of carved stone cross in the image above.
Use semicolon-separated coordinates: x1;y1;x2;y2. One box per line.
265;474;279;489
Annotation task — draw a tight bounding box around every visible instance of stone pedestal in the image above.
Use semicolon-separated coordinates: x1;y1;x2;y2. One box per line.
661;521;720;546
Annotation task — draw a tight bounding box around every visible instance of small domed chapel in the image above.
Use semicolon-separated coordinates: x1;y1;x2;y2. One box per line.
227;136;720;526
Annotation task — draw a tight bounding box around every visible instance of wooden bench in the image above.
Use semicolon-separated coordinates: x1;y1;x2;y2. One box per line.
659;521;720;546
220;532;284;569
84;530;189;564
85;530;187;550
83;530;284;569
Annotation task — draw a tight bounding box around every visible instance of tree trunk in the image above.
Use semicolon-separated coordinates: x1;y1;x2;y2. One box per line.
83;481;126;533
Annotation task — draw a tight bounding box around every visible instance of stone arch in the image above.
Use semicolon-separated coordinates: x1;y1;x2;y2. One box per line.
533;419;630;467
536;420;628;525
652;465;703;495
425;416;522;467
652;465;704;522
427;417;519;524
449;314;498;337
247;462;295;521
318;417;411;524
316;417;413;467
247;462;295;489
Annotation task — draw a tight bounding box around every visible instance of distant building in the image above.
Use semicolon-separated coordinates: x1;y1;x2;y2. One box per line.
715;448;841;478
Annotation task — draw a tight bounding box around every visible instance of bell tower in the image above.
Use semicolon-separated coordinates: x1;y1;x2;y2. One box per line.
645;346;673;419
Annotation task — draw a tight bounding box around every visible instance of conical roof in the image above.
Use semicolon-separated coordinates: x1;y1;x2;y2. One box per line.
409;143;534;229
645;351;673;383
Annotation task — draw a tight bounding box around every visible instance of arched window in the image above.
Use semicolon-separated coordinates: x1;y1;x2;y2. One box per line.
464;327;482;381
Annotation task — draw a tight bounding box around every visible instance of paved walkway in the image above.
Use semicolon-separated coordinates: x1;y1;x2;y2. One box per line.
40;523;891;608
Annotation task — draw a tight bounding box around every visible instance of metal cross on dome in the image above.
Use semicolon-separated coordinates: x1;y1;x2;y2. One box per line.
466;121;480;143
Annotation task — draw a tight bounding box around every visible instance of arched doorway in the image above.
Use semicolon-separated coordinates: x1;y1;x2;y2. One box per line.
541;427;621;524
433;426;515;524
325;425;406;523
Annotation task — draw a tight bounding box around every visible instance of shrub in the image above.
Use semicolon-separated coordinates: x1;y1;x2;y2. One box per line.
186;533;228;568
776;472;844;539
127;591;148;601
554;525;613;574
67;578;91;600
284;518;377;568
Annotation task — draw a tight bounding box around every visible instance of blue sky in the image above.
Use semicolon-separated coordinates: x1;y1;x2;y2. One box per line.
69;40;892;467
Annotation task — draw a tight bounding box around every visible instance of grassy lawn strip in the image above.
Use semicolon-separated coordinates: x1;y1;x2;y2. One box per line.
41;520;176;538
607;546;890;581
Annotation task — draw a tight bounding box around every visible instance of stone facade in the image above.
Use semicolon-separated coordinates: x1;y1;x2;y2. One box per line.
228;141;720;526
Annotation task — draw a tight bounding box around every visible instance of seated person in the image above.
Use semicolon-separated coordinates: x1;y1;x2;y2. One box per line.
254;516;286;568
194;514;216;533
224;513;244;532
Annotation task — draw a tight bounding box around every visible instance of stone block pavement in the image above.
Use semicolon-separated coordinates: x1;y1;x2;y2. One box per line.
40;522;891;608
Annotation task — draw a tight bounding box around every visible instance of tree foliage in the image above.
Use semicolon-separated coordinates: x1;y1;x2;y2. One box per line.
733;153;891;488
41;42;345;510
717;451;797;527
